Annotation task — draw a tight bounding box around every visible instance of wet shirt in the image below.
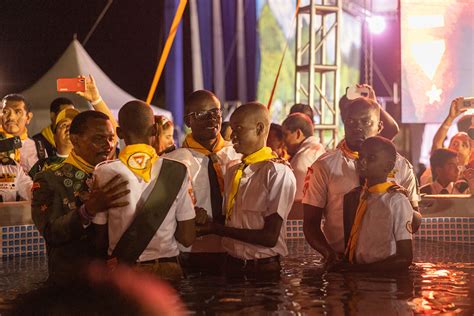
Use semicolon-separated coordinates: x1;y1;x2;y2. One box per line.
222;160;296;260
92;158;195;261
289;136;325;202
353;191;413;264
31;163;93;282
165;143;241;253
302;148;419;254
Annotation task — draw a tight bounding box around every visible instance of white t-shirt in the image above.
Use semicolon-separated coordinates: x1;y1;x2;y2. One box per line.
19;138;39;174
165;143;241;253
290;136;325;202
302;148;419;254
354;192;413;264
222;160;296;260
92;157;195;262
0;160;32;201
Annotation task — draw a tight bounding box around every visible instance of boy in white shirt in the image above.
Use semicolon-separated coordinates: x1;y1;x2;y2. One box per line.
339;136;413;271
198;102;296;277
93;100;195;280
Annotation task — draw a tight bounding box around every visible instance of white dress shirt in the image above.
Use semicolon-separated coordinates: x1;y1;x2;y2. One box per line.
165;143;240;252
222;160;296;259
302;147;419;253
290;136;325;202
92;158;195;262
354;191;413;264
0;161;32;201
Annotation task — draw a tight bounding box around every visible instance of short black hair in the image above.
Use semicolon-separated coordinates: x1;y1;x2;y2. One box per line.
70;111;110;135
344;97;380;121
269;123;283;140
457;114;473;133
2;94;31;112
289;103;314;123
50;97;74;114
362;136;397;170
430;148;458;179
184;90;219;115
282;112;314;138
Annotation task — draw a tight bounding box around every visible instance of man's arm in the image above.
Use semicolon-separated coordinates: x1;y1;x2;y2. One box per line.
210;213;283;248
76;74;118;131
432;97;466;151
303;204;336;262
340;240;412;272
175;219;196;247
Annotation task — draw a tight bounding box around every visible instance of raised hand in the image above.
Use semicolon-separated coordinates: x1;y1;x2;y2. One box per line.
76;74;101;103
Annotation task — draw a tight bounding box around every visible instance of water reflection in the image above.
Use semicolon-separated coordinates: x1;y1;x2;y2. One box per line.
1;239;473;314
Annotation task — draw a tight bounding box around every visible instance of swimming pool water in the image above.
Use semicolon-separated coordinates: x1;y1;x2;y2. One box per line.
1;239;473;314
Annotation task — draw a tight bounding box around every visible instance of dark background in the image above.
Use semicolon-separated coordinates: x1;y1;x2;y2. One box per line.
0;0;168;103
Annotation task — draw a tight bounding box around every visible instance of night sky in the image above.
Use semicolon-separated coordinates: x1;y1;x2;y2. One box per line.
0;0;168;103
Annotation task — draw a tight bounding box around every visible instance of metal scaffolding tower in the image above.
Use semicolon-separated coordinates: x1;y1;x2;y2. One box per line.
295;0;341;149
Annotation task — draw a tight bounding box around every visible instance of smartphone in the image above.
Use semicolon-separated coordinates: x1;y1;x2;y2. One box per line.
0;136;22;153
57;78;85;93
462;97;474;109
346;85;370;100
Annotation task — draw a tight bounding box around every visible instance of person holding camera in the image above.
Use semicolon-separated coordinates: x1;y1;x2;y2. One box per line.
1;94;40;174
420;97;472;186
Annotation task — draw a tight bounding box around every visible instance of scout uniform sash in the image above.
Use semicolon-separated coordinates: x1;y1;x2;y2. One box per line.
226;146;277;222
344;181;396;263
110;158;187;264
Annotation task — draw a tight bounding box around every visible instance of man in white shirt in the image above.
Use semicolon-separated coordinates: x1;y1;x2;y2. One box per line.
93;100;195;280
165;90;240;275
420;148;465;194
1;94;39;173
303;97;420;267
282;113;325;219
198;102;296;277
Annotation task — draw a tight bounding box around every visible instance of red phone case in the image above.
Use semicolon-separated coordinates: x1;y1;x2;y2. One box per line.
57;78;85;92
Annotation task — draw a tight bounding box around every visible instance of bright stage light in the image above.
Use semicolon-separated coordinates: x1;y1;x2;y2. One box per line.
367;16;386;34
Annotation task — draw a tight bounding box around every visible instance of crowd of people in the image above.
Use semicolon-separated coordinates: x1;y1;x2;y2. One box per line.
2;77;474;295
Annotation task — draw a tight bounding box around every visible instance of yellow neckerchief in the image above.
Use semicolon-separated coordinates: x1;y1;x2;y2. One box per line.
182;133;226;192
226;146;277;222
337;139;359;160
64;150;96;174
345;181;396;263
118;144;158;182
0;127;29;162
40;125;56;146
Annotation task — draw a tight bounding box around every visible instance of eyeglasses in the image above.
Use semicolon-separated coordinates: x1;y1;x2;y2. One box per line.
186;108;222;121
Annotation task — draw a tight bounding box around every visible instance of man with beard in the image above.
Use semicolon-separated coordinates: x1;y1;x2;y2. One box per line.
32;111;129;284
165;90;240;275
302;97;421;268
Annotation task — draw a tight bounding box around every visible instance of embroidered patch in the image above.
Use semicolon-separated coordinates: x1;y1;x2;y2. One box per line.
406;221;413;234
31;182;41;191
303;167;314;196
75;170;86;180
64;178;73;188
73;182;82;192
40;204;48;212
127;152;151;170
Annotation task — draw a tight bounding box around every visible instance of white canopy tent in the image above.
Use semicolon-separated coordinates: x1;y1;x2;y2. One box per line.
22;39;172;134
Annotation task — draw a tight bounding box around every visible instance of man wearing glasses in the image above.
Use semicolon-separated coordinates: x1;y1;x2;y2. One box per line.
166;90;240;276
